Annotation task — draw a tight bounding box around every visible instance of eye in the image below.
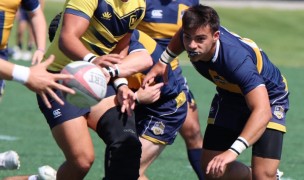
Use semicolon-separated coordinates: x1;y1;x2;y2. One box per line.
196;37;205;43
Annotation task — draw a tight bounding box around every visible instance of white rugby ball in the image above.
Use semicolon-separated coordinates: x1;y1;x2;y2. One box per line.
60;61;107;108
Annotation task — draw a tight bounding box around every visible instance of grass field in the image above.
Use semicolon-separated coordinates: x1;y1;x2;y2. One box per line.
1;1;304;179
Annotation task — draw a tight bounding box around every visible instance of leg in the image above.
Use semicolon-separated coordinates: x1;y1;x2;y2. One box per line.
139;137;166;180
202;125;251;180
95;106;142;180
251;129;284;180
52;117;95;180
202;149;251;180
179;98;204;179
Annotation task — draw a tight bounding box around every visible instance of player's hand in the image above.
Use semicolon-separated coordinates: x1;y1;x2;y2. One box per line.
25;55;75;108
142;61;168;87
31;49;45;65
93;54;123;68
116;85;135;116
206;150;238;178
136;81;164;104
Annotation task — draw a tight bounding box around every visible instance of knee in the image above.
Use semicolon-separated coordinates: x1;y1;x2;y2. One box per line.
69;153;95;173
252;168;277;180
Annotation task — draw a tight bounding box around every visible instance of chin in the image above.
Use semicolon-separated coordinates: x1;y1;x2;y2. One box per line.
189;56;200;62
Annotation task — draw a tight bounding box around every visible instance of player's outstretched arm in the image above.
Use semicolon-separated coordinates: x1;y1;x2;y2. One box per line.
25;55;75;108
142;29;184;86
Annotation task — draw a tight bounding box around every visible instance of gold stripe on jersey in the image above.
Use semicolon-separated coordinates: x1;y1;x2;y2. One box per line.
240;38;263;73
136;4;188;40
282;75;288;91
209;70;242;94
175;91;186;109
138;30;157;55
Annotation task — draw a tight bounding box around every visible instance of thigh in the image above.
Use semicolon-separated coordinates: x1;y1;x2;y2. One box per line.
52;116;94;161
252;128;284;159
139;137;166;173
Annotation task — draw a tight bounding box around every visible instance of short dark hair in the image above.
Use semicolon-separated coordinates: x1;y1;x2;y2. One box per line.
182;5;220;34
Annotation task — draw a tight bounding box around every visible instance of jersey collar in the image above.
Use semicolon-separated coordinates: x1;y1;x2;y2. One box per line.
211;40;220;63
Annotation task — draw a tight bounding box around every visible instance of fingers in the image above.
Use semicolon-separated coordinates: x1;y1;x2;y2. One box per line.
52;81;75;95
142;73;155;87
40;92;51;109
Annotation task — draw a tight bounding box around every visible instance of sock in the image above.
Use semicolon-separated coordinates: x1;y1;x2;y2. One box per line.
187;148;204;180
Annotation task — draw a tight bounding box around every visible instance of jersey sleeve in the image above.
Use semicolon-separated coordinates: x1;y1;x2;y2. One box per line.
65;0;98;20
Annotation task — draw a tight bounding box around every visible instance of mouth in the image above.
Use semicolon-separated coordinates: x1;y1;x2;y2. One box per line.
187;51;200;58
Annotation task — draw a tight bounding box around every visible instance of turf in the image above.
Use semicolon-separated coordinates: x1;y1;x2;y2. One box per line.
1;1;303;179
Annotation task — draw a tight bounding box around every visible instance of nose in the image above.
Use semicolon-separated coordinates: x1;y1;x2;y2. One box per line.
188;40;197;49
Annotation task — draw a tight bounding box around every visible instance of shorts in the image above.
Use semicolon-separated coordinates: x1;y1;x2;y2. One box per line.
203;124;284;159
135;91;187;145
18;8;30;21
207;93;288;132
36;89;90;129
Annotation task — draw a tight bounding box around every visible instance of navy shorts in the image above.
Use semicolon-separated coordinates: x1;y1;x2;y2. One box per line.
36;89;90;129
135;91;187;145
203;124;284;159
207;93;288;133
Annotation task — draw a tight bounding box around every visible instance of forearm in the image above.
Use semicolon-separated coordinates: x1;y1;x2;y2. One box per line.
0;60;15;80
239;108;271;145
118;51;153;77
167;29;185;56
29;8;46;51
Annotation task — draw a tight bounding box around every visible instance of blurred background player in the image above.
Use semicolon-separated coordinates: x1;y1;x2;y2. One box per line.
12;0;45;62
136;0;204;179
0;0;46;100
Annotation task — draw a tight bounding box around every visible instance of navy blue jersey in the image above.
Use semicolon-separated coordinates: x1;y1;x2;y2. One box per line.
191;26;289;103
189;26;289;132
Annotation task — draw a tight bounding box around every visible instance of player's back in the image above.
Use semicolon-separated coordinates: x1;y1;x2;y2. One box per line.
136;0;199;48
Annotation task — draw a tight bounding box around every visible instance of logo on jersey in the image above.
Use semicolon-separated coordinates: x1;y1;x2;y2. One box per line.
129;15;137;27
151;10;163;19
53;109;62;119
101;12;112;20
151;121;165;135
274;105;284;119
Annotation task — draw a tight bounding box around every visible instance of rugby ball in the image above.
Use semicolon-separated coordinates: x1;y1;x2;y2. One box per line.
60;61;107;108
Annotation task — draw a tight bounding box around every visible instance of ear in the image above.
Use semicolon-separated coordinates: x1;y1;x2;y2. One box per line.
213;30;220;42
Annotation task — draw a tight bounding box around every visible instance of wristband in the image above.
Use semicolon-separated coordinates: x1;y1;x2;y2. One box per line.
102;65;120;78
83;53;97;63
113;78;128;90
229;136;249;155
160;47;177;64
12;65;30;84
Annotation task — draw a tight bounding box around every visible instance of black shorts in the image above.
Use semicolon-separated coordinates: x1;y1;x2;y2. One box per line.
203;124;284;159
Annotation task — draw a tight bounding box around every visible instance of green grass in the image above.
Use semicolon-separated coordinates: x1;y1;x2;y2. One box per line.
1;1;304;179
